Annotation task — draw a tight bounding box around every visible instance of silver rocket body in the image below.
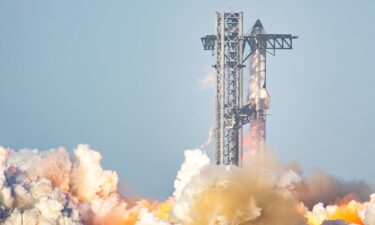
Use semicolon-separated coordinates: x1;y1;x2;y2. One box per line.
247;20;269;154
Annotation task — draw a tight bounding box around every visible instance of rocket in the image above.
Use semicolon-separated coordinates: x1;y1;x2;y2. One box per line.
247;20;270;154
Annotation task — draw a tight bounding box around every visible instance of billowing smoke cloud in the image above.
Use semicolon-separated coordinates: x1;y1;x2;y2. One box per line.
0;146;82;224
294;169;373;209
7;147;72;193
172;148;305;225
70;145;118;202
360;194;375;225
136;209;171;225
0;144;374;225
0;144;127;224
0;144;174;225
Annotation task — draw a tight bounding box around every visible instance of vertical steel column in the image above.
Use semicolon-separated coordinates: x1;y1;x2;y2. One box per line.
238;12;243;167
213;12;243;166
214;13;225;165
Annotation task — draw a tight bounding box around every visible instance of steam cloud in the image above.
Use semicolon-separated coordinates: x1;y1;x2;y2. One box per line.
197;69;216;89
0;144;373;225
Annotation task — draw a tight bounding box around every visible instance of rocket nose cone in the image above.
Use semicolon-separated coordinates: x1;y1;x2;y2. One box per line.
253;19;263;29
251;19;266;35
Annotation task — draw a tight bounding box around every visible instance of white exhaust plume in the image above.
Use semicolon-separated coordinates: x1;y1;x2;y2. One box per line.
0;144;121;225
70;144;118;202
7;147;72;192
0;147;82;225
135;209;171;225
359;194;375;225
172;148;306;225
173;149;210;200
199;127;214;150
0;144;374;225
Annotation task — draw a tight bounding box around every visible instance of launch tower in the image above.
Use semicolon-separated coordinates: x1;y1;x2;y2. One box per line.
201;12;297;166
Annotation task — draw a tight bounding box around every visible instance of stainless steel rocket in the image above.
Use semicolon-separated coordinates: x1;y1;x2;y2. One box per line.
247;20;270;154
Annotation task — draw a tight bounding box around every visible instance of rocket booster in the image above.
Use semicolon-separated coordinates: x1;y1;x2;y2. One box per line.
247;20;269;152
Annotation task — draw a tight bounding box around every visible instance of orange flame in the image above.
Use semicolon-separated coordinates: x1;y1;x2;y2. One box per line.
303;200;364;225
88;198;173;225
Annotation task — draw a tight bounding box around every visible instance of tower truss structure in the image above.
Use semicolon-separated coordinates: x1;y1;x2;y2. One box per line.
201;12;297;166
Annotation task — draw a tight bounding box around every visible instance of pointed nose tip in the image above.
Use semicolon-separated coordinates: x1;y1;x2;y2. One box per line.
253;19;263;28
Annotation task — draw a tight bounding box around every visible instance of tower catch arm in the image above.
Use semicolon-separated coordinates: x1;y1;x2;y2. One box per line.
242;34;298;62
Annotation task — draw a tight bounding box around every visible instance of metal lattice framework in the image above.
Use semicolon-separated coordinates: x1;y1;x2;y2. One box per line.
213;12;244;166
243;34;298;61
202;13;297;166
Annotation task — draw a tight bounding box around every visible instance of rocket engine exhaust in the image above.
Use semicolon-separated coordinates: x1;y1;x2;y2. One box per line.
0;10;373;225
0;145;373;225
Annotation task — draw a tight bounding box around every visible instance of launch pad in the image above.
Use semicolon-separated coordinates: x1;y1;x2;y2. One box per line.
201;12;297;166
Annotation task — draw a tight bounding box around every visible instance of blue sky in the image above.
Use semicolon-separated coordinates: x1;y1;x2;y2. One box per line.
0;0;374;199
